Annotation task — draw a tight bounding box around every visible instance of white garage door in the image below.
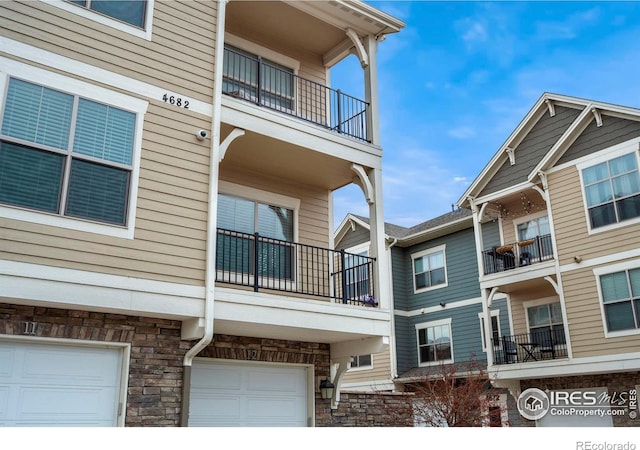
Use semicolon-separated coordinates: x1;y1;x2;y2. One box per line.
189;360;309;427
0;340;123;426
538;387;613;427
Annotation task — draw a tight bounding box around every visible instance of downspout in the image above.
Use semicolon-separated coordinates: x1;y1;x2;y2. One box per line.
386;237;399;381
180;0;227;427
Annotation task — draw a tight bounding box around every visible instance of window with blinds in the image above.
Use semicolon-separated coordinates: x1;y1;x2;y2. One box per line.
599;268;640;332
216;193;294;278
0;78;136;226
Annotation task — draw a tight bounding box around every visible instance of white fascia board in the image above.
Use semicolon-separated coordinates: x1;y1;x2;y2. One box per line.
221;98;382;168
214;287;391;335
1;260;204;319
490;351;640;380
396;216;473;247
284;0;404;37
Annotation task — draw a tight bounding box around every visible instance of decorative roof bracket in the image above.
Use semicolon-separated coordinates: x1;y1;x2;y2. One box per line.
346;28;369;69
545;99;556;117
505;147;516;166
591;107;603;127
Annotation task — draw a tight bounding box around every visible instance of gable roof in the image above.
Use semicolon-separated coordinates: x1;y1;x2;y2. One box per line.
456;92;640;208
335;208;473;248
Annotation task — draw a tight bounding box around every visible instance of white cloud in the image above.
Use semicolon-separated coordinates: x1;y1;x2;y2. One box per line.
447;126;476;139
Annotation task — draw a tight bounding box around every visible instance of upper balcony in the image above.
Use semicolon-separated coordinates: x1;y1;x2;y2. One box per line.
223;46;369;142
482;233;554;275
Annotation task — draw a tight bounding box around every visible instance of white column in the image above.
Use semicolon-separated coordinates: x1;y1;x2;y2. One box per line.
363;35;380;145
368;167;389;310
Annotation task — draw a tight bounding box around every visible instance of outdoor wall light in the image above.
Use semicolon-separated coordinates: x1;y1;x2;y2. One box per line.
320;377;335;400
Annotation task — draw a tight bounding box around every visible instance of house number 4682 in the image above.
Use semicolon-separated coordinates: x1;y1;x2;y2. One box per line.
162;93;190;109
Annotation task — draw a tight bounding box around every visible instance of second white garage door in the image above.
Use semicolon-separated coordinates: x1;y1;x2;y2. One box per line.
189;360;309;427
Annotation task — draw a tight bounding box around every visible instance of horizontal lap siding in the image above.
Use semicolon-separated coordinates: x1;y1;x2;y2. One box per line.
342;349;392;386
336;225;370;251
549;167;640;264
0;103;211;285
0;1;217;102
561;268;640;357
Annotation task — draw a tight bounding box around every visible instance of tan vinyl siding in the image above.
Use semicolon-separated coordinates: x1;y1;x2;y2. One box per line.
561;267;640;357
508;288;558;337
0;103;211;285
549;166;640;264
342;349;392;387
0;0;216;102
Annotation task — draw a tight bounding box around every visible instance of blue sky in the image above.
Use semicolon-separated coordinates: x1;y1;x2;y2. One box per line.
331;1;640;229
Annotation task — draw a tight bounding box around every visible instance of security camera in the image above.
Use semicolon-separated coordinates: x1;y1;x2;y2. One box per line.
196;129;208;141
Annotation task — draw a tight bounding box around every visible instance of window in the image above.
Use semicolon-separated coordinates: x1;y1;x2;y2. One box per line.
417;319;452;365
0;78;136;227
599;268;640;332
526;302;566;346
223;45;295;110
216;192;294;278
344;249;372;302
350;354;372;370
69;0;147;28
412;245;447;292
479;311;500;352
516;214;553;260
581;152;640;229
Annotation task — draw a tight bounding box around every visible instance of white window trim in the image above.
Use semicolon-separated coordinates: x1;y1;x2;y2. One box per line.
0;64;147;240
48;0;155;41
478;310;501;353
411;244;448;294
594;260;640;338
224;33;300;74
416;317;453;367
348;354;373;372
576;142;640;236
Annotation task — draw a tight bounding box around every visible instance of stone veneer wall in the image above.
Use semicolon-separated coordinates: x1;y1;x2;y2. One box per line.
520;372;640;427
325;391;414;427
0;303;412;427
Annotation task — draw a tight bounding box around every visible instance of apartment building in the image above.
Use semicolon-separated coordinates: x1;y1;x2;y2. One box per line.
0;0;404;426
335;210;517;426
458;92;640;427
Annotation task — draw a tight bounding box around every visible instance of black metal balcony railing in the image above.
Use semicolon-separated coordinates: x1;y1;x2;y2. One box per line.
482;234;554;275
215;228;377;306
223;47;370;142
492;329;568;365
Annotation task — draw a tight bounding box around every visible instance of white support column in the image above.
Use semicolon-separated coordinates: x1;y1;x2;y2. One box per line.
368;167;389;311
363;35;380;145
469;197;494;366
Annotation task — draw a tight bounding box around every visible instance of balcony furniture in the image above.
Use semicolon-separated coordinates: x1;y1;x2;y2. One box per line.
501;336;519;364
518;342;539;362
482;234;554;275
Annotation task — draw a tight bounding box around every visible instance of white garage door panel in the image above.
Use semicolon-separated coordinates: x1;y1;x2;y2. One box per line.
189;361;308;427
0;341;123;427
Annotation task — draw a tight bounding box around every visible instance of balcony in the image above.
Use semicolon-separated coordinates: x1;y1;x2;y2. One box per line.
215;228;377;307
222;47;369;142
492;329;568;365
482;234;554;275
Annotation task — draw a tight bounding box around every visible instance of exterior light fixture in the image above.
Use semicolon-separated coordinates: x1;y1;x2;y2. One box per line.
320;377;334;400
